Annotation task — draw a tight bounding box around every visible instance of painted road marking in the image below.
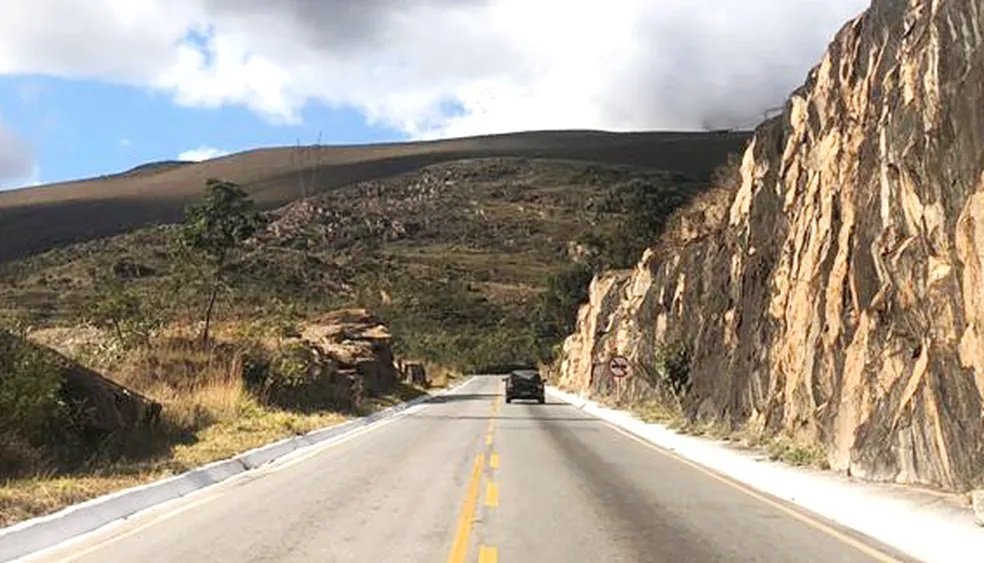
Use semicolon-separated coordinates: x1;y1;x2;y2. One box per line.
29;379;481;563
447;453;485;563
608;424;900;563
478;545;498;563
43;414;410;563
489;453;499;469
484;482;499;507
485;433;493;446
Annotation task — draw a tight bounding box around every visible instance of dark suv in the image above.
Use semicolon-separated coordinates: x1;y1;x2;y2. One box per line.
504;370;545;404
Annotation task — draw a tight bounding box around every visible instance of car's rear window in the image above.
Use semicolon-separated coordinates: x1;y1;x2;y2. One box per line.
511;371;540;380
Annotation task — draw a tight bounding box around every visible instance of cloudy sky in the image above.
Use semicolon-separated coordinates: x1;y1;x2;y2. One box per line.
0;0;868;189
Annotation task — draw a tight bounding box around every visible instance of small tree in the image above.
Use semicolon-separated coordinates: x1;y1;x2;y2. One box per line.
87;276;159;349
180;179;262;345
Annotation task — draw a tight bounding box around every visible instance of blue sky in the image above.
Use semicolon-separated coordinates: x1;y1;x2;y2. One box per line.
0;76;403;186
0;0;867;191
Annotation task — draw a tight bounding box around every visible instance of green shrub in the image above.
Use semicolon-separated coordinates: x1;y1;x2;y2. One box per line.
534;264;593;344
637;340;692;412
85;275;166;350
581;179;697;269
0;332;64;446
767;438;829;469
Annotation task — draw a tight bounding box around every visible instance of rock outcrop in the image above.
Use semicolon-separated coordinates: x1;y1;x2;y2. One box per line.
258;309;399;410
558;0;984;490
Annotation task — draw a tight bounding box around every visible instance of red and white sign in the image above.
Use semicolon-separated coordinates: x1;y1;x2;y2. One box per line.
609;356;630;378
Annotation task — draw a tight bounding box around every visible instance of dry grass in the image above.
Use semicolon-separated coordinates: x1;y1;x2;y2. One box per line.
0;473;164;528
0;335;355;527
0;402;345;527
630;399;684;426
423;362;462;389
615;394;831;470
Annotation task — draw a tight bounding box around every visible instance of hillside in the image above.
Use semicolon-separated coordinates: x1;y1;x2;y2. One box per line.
555;0;984;491
0;130;749;263
0;157;713;371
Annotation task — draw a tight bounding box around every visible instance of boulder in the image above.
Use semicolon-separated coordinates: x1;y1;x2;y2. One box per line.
258;309;399;411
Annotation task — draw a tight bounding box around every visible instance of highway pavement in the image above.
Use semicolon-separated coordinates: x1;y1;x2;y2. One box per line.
27;376;907;563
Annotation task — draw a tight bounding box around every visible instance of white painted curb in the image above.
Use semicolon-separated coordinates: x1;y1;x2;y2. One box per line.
548;385;984;563
0;378;474;562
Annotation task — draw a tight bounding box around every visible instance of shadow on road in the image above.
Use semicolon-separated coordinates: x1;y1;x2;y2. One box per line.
406;413;598;422
425;393;500;403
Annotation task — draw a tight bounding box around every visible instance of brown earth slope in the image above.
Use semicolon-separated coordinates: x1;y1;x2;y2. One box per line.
557;0;984;491
0;130;749;263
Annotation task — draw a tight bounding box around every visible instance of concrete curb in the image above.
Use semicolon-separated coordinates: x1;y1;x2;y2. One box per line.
0;378;473;562
548;385;984;563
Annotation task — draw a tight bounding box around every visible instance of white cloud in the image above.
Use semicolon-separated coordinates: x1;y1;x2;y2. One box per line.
0;118;36;189
0;0;870;138
120;138;132;147
178;146;229;161
0;165;41;191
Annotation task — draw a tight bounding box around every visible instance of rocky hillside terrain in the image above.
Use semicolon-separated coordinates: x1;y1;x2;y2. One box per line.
557;0;984;491
0;158;708;371
0;130;748;263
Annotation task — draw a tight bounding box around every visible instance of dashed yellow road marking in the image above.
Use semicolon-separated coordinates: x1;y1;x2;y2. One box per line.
447;453;485;563
484;481;499;507
478;545;498;563
485;433;493;446
489;453;499;469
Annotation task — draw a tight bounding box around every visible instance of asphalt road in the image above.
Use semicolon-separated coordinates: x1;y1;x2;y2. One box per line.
30;376;904;563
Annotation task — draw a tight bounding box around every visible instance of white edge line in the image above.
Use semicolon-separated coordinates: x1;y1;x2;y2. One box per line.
1;376;479;562
546;385;984;563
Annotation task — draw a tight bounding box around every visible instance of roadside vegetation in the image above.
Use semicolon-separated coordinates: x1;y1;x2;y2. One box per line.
0;179;432;526
0;158;703;370
0;318;433;526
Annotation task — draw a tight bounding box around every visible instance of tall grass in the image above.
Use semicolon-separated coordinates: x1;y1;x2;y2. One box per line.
1;331;350;526
115;337;249;432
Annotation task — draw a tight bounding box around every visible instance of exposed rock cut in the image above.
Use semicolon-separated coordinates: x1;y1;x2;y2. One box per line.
558;0;984;490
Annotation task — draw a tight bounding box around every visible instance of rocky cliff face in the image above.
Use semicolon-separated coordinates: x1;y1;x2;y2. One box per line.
558;0;984;490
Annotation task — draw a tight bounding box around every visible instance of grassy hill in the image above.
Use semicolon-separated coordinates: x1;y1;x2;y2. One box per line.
1;157;723;370
0;130;749;263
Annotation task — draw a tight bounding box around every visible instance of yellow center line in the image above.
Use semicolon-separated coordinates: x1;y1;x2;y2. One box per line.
489;452;499;469
484;481;499;507
485;433;493;446
447;453;485;563
478;545;499;563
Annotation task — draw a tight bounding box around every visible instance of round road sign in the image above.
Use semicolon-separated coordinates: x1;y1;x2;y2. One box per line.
609;356;630;378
